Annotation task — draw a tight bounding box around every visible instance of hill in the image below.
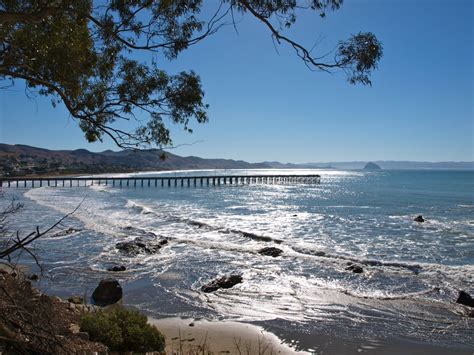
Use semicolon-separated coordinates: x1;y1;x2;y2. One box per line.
1;144;473;177
363;162;382;170
0;144;269;177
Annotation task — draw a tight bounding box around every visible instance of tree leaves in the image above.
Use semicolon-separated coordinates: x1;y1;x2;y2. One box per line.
337;32;383;86
0;0;382;148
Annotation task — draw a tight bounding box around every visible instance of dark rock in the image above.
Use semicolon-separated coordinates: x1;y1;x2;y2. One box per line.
189;322;195;327
92;279;123;306
313;251;326;257
68;296;84;304
414;215;425;223
189;220;208;228
107;265;126;272
201;274;243;293
115;237;164;256
346;264;364;273
28;274;39;281
456;291;474;307
258;247;283;257
292;214;298;217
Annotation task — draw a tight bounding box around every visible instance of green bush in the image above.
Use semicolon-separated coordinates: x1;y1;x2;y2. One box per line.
80;307;165;352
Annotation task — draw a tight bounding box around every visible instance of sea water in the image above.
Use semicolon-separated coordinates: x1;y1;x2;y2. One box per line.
3;169;473;350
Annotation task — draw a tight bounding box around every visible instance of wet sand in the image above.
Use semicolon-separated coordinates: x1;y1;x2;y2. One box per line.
149;315;473;355
258;320;473;355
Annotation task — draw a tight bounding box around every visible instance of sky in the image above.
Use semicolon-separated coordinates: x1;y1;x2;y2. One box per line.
0;0;473;163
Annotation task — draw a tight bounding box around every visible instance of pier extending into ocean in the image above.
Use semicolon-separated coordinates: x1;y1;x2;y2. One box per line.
0;174;321;189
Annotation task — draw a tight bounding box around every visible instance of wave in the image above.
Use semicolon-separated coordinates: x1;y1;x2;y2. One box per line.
341;286;441;300
124;199;285;244
116;211;474;287
326;205;380;209
24;186;473;303
290;245;422;273
25;188;472;281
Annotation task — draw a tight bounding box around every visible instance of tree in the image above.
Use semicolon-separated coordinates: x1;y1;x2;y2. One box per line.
0;0;382;149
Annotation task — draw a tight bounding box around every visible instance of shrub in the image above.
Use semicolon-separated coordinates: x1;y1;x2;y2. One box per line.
80;307;165;352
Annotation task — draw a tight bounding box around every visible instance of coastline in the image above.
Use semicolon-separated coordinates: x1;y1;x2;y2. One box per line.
3;170;473;354
3;261;472;354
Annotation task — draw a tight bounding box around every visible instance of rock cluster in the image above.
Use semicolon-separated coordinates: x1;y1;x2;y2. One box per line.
68;295;84;304
115;237;168;256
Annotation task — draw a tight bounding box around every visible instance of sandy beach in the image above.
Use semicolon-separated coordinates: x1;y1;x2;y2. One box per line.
148;315;473;355
148;317;305;354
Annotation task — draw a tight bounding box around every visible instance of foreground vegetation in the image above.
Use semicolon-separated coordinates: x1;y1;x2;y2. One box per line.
0;268;107;353
80;307;166;353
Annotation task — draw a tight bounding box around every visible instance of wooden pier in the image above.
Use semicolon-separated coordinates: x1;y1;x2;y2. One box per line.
0;174;320;189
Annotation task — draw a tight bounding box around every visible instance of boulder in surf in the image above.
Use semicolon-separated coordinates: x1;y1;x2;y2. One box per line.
115;237;164;256
346;264;364;273
456;290;474;307
92;278;123;306
258;247;283;257
201;274;243;293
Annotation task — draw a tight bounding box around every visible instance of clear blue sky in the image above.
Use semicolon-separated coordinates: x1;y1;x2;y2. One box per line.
1;0;473;163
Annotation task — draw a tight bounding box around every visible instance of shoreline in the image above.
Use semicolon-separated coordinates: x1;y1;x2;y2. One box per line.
148;316;305;354
147;315;473;355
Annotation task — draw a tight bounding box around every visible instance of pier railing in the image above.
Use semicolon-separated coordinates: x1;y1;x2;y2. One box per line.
0;174;321;189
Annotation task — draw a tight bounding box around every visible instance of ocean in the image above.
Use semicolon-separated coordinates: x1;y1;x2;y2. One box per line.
3;169;474;352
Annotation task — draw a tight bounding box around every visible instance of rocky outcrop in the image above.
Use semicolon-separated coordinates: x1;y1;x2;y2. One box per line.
346;263;364;273
363;162;382;170
456;291;474;307
115;237;167;256
414;215;425;223
107;265;126;272
91;279;123;306
201;274;243;293
28;274;39;281
258;247;283;257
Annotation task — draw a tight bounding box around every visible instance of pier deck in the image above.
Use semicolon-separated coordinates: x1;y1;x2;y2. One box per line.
0;174;321;189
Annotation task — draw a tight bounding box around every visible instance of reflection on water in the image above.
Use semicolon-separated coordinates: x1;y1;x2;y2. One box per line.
3;169;473;350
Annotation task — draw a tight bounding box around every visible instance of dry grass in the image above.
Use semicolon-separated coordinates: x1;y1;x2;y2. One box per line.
164;328;278;355
0;267;106;354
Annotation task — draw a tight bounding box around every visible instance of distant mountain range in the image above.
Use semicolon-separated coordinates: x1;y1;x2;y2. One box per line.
263;160;474;170
0;144;268;176
0;143;472;177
